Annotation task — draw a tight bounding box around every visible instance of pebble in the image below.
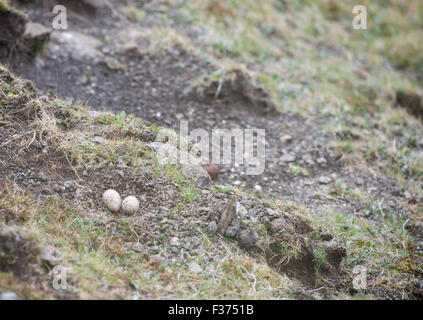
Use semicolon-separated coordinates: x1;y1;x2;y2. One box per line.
208;221;217;234
37;171;49;182
316;157;327;165
279;135;293;147
280;154;296;163
182;164;211;188
238;228;259;248
319;176;332;184
40;246;60;268
269;218;287;233
131;243;144;253
236;202;248;218
91;136;105;144
169;237;180;246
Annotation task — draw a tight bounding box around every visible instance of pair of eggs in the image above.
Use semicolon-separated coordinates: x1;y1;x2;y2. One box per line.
102;189;139;214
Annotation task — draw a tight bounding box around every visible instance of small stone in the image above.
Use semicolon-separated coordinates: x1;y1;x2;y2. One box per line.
280;154;296;163
225;220;240;238
319;176;332;184
169;237;180;246
0;291;21;300
104;56;126;71
238;228;259;248
269;218;287;233
316;157;327;165
37;171;49;182
91;136;105;144
102;189;122;212
196;176;211;188
236;202;248;218
266;208;279;216
149;255;162;266
131;243;144;253
25;22;50;39
208;221;217;234
187;262;202;274
279;135;293;147
63;181;74;190
182;163;211;188
40;246;60;268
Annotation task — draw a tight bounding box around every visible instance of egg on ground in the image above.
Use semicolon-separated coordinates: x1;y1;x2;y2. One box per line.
103;189;122;212
122;196;139;214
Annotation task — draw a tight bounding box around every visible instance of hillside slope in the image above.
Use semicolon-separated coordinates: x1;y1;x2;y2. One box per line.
0;0;422;299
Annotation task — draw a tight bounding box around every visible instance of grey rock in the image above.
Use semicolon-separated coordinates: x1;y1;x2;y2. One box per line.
236;202;248;218
63;181;74;190
131;243;144;253
280;154;296;163
40;246;60;268
225;218;240;238
269;218;287;233
182;164;211;188
279;135;292;146
319;176;332;184
207;221;217;234
51;31;103;61
37;171;49;182
25;22;50;39
266;208;279;216
169;237;180;246
238;228;259;248
91;136;105;144
196;176;211;188
316;157;327;165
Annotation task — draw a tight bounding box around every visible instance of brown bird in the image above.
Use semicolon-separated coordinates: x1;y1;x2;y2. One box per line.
200;164;219;181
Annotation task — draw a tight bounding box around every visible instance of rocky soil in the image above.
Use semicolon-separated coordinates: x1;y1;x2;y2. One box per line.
0;0;422;300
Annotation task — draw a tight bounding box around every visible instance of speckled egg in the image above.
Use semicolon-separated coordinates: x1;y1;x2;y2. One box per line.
102;189;122;212
121;196;139;214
